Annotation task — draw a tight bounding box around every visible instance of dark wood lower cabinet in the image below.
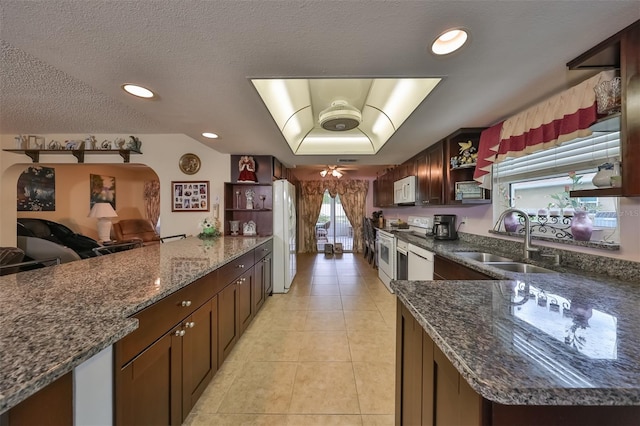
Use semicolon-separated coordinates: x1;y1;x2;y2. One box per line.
397;299;640;426
263;252;273;296
115;244;273;425
396;299;424;426
218;281;239;366
253;257;266;312
117;326;183;426
434;255;493;280
238;269;254;334
182;296;218;419
3;372;73;426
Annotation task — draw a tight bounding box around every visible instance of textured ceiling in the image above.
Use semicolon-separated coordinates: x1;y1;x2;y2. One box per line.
1;1;638;179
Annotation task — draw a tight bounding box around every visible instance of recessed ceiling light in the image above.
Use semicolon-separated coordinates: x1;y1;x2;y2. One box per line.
202;132;219;139
431;28;469;55
122;84;155;99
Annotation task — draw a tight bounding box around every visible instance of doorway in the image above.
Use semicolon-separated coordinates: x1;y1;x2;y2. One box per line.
315;190;354;252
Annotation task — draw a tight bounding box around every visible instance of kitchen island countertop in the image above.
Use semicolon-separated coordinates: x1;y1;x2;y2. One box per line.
0;235;271;414
391;233;640;406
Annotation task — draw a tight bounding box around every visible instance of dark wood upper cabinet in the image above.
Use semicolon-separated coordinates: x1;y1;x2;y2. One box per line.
443;128;490;205
415;142;445;206
568;20;640;197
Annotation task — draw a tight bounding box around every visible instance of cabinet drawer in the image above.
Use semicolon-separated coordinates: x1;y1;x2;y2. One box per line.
218;251;255;285
119;272;217;366
255;240;273;259
434;255;493;280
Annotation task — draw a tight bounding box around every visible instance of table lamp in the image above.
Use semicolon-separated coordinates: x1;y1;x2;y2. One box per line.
88;202;118;242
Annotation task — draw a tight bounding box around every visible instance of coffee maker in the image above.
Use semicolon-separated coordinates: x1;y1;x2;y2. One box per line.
433;214;458;240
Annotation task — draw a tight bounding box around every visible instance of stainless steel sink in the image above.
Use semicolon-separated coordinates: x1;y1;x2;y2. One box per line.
485;262;555;274
455;252;513;262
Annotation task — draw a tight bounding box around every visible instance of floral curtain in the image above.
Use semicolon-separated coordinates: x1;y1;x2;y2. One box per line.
299;181;325;253
297;179;369;253
144;180;160;229
335;180;368;254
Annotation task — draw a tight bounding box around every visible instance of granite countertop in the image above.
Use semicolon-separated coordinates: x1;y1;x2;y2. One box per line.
391;232;640;406
0;235;271;414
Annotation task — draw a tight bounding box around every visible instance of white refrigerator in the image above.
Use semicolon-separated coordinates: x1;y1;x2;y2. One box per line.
272;180;297;293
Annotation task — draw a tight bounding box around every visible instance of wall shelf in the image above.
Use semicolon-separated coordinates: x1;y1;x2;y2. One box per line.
3;149;141;163
570;187;622;198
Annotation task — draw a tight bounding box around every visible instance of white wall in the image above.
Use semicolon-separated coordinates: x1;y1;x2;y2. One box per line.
1;134;230;245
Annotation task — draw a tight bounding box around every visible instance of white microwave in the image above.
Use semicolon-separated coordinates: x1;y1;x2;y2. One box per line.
393;176;416;205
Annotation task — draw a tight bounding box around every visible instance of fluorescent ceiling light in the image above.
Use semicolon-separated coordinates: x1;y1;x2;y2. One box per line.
122;84;155;99
251;77;441;156
202;132;219;139
431;29;469;55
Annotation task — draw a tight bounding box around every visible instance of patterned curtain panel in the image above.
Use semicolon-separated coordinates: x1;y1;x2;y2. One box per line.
337;180;368;254
298;180;369;253
299;181;325;253
144;180;161;229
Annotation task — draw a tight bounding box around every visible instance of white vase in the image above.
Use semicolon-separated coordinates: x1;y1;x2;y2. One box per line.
592;169;614;187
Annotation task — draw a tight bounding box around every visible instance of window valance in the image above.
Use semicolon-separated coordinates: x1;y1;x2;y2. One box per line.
473;70;617;189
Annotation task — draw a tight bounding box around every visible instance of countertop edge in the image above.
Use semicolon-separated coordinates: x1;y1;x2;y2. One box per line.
0;236;271;414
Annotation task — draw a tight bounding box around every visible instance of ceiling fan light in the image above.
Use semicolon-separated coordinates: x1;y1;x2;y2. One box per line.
320;169;328;177
332;169;343;178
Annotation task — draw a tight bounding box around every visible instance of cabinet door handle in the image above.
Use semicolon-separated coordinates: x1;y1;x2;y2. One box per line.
423;201;429;204
185;321;195;328
237;264;245;269
181;300;192;307
174;329;186;337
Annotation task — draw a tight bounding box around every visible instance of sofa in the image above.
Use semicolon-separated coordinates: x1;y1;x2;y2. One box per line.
17;218;100;259
112;219;161;245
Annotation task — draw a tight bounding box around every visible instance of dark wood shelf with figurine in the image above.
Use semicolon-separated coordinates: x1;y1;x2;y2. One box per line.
3;149;141;163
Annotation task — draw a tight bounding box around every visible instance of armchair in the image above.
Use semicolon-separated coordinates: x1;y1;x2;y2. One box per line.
112;219;161;246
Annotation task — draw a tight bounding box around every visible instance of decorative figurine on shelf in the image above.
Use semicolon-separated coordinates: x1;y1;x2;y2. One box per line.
15;135;27;149
238;155;258;182
125;135;142;152
86;135;98;150
229;220;240;236
451;140;478;168
243;220;257;236
245;188;255;210
198;216;221;240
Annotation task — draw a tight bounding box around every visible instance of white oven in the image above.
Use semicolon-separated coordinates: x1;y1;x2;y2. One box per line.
377;229;395;293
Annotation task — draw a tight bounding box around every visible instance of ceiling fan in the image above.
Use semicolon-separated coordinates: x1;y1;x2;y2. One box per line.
319;165;357;178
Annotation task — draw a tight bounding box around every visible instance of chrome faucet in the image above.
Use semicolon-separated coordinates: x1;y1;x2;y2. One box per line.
494;208;539;260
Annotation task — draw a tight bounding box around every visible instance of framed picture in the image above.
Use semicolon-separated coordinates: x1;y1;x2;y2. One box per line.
90;174;116;209
17;166;56;211
172;181;209;212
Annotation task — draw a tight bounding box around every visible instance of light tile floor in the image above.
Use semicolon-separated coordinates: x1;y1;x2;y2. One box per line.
184;253;396;426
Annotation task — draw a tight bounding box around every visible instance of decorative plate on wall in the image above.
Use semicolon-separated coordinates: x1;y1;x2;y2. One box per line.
179;153;201;175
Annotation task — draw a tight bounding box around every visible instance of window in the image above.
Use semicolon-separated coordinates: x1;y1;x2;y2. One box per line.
493;127;620;244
